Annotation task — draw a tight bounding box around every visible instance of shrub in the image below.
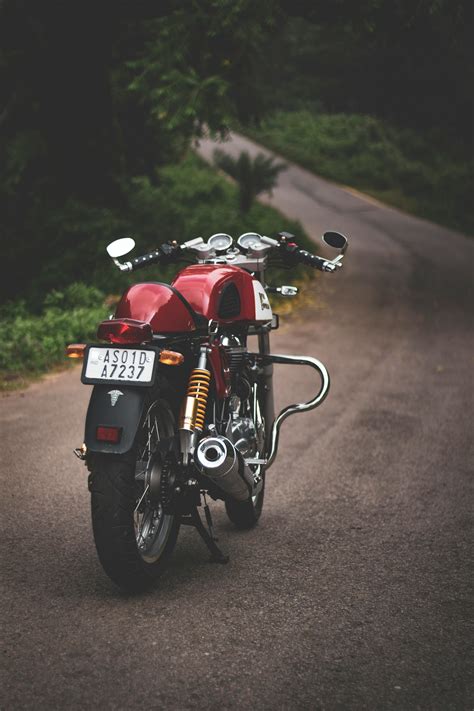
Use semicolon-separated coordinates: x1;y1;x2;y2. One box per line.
0;285;108;375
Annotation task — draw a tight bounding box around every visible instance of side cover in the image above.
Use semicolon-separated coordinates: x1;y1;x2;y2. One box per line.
84;385;148;454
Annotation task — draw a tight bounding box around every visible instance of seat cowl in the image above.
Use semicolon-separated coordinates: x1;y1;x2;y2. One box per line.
114;282;202;333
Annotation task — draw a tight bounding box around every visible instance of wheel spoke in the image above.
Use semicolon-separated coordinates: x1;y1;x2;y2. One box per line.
132;400;176;563
134;484;149;514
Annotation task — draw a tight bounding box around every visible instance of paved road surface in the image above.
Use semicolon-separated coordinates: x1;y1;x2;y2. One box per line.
1;133;472;709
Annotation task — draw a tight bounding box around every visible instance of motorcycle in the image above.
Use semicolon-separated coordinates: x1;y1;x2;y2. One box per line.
70;229;348;591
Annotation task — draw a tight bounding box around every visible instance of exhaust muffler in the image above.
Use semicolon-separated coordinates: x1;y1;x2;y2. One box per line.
195;436;252;502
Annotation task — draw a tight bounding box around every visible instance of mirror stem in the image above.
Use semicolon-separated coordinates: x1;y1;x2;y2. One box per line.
113;258;133;272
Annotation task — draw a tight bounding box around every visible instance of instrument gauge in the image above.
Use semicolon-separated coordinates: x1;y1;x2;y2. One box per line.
237;232;263;252
208;233;233;252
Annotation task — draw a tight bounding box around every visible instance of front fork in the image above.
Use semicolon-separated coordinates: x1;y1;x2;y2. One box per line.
257;329;275;454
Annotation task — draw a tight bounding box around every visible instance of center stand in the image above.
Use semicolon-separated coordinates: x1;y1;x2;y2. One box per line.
179;498;229;564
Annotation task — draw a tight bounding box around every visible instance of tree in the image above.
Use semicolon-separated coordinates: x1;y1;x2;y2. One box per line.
214;149;286;212
0;0;283;301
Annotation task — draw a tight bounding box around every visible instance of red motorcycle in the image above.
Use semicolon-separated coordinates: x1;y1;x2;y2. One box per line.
71;229;348;591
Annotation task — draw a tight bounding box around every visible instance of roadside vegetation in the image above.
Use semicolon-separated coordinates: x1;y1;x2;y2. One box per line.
242;111;473;235
0;285;109;391
0;155;310;389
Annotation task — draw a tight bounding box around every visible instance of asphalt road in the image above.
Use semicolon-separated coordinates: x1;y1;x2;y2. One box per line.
1;133;473;710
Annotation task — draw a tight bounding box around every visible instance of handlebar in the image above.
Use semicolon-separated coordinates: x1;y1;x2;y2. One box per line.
127;238;205;272
276;233;339;273
114;233;341;274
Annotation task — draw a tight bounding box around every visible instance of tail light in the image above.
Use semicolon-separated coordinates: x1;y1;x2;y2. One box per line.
97;319;153;345
96;426;122;443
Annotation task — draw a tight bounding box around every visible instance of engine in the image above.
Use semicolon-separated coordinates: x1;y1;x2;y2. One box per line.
194;334;265;502
219;334;246;378
225;394;258;458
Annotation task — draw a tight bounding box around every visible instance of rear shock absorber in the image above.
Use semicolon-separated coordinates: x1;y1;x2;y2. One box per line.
179;346;211;463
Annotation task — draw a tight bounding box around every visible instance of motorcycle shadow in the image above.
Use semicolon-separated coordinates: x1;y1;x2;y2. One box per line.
4;506;287;603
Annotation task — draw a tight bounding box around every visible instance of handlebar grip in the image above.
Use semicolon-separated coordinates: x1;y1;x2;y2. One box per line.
130;250;162;271
295;248;327;271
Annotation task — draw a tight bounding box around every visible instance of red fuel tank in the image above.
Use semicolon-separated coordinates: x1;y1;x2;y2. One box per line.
114;265;273;333
172;264;272;324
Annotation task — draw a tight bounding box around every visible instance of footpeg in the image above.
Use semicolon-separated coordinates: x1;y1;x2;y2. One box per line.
73;444;87;460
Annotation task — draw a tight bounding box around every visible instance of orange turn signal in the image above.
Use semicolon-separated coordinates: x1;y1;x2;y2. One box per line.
159;349;184;366
66;344;87;359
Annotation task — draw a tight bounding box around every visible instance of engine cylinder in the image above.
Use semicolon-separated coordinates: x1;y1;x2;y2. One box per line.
195;436;251;502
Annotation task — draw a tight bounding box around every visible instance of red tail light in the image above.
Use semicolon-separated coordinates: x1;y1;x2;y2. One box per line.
96;426;122;443
97;319;153;345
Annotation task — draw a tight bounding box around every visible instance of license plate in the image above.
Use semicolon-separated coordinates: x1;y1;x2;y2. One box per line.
82;346;156;385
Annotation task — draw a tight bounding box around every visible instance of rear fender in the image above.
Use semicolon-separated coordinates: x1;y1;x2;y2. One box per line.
84;385;148;455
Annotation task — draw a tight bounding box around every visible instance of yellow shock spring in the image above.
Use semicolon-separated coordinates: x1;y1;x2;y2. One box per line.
184;367;211;431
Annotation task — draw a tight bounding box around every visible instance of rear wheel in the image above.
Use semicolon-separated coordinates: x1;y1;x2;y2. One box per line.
89;399;179;592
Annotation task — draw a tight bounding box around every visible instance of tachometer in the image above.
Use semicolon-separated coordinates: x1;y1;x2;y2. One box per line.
237;232;263;252
208;233;233;252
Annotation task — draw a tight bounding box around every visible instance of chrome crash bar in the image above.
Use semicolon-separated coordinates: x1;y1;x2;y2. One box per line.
246;354;330;469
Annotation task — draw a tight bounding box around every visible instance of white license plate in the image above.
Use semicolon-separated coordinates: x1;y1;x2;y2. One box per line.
83;347;156;384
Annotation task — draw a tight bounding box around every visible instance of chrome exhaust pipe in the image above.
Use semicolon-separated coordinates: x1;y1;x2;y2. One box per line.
195;436;252;502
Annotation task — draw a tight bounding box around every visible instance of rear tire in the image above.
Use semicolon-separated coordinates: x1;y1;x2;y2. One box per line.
89;399;179;592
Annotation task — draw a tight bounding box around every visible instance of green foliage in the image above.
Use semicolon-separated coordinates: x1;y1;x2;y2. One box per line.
43;283;106;311
243;111;474;235
0;1;283;303
1;0;470;312
213;150;286;212
258;2;472;143
0;3;281;224
2;153;311;307
0;285;108;375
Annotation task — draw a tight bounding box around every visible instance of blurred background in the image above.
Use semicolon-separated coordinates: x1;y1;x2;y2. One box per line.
0;0;472;385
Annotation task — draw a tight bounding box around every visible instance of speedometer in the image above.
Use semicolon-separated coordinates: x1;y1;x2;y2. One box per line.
208;233;233;252
237;232;262;252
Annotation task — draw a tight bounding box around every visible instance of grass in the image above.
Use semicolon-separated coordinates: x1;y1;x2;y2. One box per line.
241;111;474;236
0;155;314;388
0;285;109;390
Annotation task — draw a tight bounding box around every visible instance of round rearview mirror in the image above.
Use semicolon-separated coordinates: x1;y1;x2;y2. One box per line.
106;237;136;259
322;231;348;252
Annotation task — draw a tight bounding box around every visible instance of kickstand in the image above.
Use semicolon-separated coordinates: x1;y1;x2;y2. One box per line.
180;505;229;564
